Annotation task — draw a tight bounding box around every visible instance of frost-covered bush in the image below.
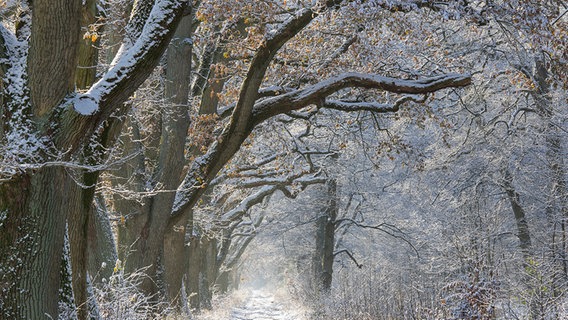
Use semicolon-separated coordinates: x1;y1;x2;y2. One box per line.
88;265;180;319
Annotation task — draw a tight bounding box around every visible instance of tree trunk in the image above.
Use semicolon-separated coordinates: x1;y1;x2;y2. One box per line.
186;233;202;310
0;1;81;317
88;195;118;283
312;179;337;293
199;236;217;309
68;171;98;320
503;170;532;256
0;168;79;318
159;13;194;306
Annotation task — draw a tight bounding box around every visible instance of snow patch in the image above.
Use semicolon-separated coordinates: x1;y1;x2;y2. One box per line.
73;94;99;115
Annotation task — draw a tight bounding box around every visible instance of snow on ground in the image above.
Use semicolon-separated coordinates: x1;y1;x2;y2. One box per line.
196;287;308;320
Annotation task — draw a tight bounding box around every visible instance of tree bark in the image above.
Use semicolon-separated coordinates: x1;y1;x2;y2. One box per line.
68;3;102;318
186;232;202;310
115;12;194;299
312;179;337;293
503;170;532;256
28;0;81;119
0;1;81;317
88;195;118;283
1;168;80;318
159;13;194;306
1;1;187;317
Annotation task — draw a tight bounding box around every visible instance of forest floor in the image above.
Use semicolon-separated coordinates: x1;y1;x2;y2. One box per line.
196;287;308;320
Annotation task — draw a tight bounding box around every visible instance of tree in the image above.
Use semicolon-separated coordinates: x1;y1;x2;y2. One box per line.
0;0;473;317
106;0;470;311
0;1;188;317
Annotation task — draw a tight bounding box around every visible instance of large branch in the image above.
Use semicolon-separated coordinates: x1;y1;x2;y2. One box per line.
252;72;471;124
170;0;471;227
220;172;325;225
55;0;187;153
172;72;470;226
170;4;337;224
71;0;187;116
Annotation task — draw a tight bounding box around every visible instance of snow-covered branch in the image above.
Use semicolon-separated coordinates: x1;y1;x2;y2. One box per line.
335;218;419;256
257;86;296;98
72;0;188;116
322;95;425;113
318;32;359;71
209;152;288;187
252;72;471;124
220;172;325;224
373;0;488;25
220;185;278;225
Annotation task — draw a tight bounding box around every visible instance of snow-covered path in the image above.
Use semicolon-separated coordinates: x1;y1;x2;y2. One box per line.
229;290;304;320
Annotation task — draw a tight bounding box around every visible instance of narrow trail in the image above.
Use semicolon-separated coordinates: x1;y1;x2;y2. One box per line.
229;290;304;320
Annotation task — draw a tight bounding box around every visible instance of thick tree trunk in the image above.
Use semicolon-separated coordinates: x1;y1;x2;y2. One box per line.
159;13;193;306
68;171;98;320
115;118;152;274
0;1;81;318
164;226;188;306
0;168;79;318
199;236;216;309
1;0;186;317
115;12;193;299
28;0;81;119
69;1;100;313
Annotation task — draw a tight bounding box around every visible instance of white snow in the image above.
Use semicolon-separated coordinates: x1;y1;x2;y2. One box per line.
73;94;99;115
72;0;184;116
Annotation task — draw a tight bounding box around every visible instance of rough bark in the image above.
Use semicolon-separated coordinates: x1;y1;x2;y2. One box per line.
87;195;118;283
156;14;193;304
186;232;202;310
75;0;99;90
116;13;194;298
68;3;102;318
28;0;81;119
1;167;79;318
0;1;81;317
68;171;97;320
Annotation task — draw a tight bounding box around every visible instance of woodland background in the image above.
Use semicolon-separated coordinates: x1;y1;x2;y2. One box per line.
0;0;567;319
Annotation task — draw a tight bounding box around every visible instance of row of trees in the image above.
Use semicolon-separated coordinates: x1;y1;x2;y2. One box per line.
0;0;566;319
232;0;568;318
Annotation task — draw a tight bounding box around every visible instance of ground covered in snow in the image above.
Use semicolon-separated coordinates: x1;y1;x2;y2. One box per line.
196;287;308;320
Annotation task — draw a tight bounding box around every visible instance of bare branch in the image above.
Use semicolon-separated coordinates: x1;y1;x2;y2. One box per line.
334;249;363;268
252;72;471;124
335;218;419;257
318;32;359;71
171;5;332;223
220;185;279;224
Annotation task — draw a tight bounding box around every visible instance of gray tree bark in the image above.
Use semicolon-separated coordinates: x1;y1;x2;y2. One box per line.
312;179;337;293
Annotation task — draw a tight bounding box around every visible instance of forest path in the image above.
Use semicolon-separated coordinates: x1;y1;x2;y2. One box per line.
229;289;304;320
